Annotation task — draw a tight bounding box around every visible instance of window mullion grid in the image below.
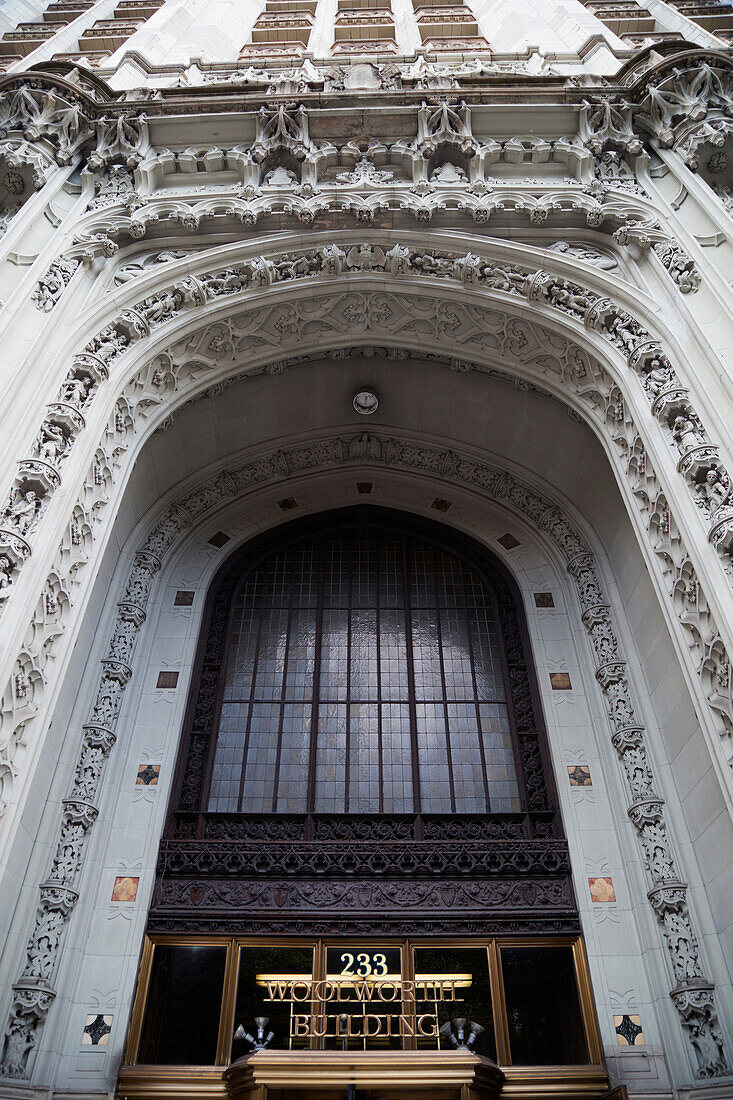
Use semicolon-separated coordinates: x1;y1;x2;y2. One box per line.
401;533;422;815
236;591;267;813
306;537;325;816
432;547;457;814
376;533;384;815
459;560;491;814
270;599;293;813
345;531;353;814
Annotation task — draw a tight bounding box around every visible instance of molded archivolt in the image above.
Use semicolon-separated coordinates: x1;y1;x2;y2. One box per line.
2;241;733;830
0;420;731;1084
0;245;732;1082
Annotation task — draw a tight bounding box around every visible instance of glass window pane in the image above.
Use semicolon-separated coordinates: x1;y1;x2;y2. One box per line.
275;703;311;812
323;945;404;1050
381;703;413;812
137;945;226;1064
319;609;348;700
232;945;314;1059
447;703;486;813
207;522;523;817
501;945;589;1065
348;702;379;812
413;946;496;1061
415;702;452;813
314;702;347;812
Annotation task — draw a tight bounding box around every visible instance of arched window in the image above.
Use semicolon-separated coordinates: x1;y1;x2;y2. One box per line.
132;510;598;1081
206;523;522;816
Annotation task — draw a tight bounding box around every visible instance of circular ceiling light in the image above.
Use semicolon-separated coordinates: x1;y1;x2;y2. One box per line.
353;389;379;415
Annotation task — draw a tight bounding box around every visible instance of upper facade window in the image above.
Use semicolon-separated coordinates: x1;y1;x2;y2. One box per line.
207;524;521;816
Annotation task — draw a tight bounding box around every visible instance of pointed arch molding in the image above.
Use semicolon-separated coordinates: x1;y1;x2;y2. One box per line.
2;244;733;824
0;432;729;1080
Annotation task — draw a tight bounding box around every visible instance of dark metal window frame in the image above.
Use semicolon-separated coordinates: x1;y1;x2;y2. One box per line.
204;519;521;816
168;507;558;824
125;933;605;1068
154;507;576;938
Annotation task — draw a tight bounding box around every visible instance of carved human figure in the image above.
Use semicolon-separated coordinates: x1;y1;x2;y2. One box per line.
93;325;128;362
672;414;704;454
410;252;452;276
643;359;672;398
60;374;91;408
546;282;593;317
699;468;731;513
35;422;67;465
548;241;617;270
0;555;13;601
3;490;40;535
142;290;180;325
203;269;248;295
481;262;521;292
2;1014;35;1078
274;253;315;279
607;314;638;355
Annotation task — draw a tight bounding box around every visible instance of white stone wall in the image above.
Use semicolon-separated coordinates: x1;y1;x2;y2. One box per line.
2;45;733;1095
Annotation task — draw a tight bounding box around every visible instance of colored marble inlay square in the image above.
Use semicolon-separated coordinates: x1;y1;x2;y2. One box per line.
614;1014;645;1046
431;498;452;512
82;1014;113;1047
568;764;592;786
111;876;139;902
174;590;195;606
356;482;373;494
498;533;520;550
156;671;179;689
278;497;298;511
534;592;555;608
207;531;231;548
550;672;572;690
136;763;160;786
589;876;616;903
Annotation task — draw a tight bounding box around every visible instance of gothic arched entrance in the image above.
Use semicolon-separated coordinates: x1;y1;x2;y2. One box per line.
120;507;607;1099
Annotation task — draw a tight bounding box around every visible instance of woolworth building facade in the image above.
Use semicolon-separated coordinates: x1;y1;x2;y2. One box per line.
1;0;733;1097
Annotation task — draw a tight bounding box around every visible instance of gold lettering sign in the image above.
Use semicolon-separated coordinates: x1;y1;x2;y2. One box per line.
261;977;467;1003
291;1013;439;1039
258;973;467;1042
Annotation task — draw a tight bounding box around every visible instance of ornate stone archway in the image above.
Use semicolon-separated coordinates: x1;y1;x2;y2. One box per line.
0;427;729;1080
2;248;732;857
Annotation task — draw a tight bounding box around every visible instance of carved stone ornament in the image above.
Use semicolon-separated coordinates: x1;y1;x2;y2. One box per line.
0;433;728;1078
1;237;732;883
0;80;148;173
